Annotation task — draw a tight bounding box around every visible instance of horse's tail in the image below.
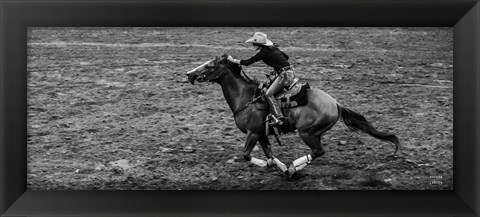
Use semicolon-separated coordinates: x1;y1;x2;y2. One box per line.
337;104;400;154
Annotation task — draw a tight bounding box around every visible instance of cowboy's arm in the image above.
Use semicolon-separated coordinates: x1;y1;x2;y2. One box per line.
239;50;266;66
227;55;240;64
228;50;266;65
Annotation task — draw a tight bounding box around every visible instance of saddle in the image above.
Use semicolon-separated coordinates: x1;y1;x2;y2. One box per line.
254;82;310;113
275;81;310;108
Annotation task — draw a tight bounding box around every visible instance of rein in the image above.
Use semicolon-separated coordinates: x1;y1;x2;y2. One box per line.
241;68;254;83
218;61;262;116
233;94;262;116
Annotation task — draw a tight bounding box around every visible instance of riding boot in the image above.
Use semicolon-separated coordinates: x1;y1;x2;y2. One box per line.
266;95;285;125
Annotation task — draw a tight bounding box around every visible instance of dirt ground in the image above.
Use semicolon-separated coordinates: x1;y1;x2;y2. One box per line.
27;27;453;190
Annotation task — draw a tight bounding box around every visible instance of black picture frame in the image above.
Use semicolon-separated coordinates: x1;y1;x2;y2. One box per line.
1;0;479;216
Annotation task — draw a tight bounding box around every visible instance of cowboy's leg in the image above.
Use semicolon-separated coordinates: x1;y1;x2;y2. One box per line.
265;73;287;97
265;73;287;120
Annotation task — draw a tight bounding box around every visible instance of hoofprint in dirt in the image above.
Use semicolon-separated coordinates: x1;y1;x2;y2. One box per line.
27;27;452;190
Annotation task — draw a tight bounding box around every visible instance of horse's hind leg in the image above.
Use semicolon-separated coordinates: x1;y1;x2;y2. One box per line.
287;132;325;178
258;135;288;172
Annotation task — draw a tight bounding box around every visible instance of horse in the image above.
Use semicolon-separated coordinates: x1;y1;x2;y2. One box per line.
185;55;400;179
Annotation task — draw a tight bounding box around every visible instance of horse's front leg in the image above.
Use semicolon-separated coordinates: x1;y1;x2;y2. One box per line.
258;135;288;173
243;131;268;167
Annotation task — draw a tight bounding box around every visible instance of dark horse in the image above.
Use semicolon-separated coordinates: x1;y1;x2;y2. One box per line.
186;56;400;179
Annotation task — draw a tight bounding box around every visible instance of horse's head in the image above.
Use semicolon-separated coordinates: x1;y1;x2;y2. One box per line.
186;55;229;84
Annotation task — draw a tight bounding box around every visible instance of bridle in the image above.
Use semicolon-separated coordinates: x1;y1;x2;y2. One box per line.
201;57;264;117
201;58;228;83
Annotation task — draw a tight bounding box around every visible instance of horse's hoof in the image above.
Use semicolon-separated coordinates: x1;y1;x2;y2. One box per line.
284;170;294;181
266;158;276;168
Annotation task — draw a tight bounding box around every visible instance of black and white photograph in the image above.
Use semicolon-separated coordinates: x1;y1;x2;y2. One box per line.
26;27;453;190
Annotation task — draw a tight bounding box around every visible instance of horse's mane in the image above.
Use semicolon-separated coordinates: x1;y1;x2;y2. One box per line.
220;59;260;86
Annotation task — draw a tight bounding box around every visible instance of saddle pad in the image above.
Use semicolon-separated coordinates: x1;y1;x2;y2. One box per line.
253;82;310;110
275;82;309;100
279;82;310;108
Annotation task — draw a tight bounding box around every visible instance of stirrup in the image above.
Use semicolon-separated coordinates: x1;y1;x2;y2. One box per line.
268;114;285;126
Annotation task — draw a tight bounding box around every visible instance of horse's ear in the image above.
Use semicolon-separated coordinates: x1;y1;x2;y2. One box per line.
221;53;228;61
214;56;221;64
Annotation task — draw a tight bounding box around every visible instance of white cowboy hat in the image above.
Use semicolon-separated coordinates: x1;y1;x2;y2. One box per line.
245;32;274;46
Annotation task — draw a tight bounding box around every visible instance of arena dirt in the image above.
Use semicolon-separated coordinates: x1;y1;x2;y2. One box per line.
27;27;453;190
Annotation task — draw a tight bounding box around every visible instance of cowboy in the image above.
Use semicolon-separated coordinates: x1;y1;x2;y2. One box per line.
227;32;297;125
